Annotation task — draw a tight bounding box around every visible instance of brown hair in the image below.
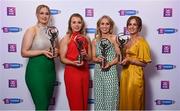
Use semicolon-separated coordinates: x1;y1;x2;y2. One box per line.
127;16;142;32
66;13;86;35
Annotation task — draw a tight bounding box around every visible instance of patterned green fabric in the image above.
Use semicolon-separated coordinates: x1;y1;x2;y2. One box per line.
94;40;119;110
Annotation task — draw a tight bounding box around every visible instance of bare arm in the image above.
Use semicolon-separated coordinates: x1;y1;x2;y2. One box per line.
21;26;53;58
59;36;77;65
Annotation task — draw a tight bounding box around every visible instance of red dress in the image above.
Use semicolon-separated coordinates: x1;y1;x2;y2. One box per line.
64;32;90;110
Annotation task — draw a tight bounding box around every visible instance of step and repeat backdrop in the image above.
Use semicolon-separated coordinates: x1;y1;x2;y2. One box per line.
1;0;180;110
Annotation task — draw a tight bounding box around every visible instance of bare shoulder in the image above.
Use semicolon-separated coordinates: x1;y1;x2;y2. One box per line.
60;34;70;44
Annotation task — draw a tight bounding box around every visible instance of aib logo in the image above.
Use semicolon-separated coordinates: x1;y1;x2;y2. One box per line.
155;99;175;105
85;8;94;17
50;9;61;15
162;45;171;54
7;7;16;16
2;27;22;33
119;10;138;16
3;63;23;69
156;64;176;70
86;28;96;34
3;98;23;104
163;8;172;17
8;44;17;52
161;81;169;89
9;79;17;88
54;81;61;86
157;28;178;34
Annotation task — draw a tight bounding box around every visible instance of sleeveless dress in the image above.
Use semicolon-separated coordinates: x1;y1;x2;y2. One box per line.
119;38;151;110
94;38;119;110
64;32;90;110
25;26;56;110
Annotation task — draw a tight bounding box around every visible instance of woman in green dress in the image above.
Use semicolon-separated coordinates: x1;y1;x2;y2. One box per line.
21;4;59;110
92;15;121;110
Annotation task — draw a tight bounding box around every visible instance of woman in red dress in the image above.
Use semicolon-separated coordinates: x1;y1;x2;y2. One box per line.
59;13;92;110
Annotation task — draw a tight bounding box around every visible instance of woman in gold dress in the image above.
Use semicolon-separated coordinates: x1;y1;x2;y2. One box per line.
119;16;151;110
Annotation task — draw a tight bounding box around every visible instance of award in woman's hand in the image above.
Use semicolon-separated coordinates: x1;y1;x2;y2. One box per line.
99;38;111;68
116;33;130;61
47;26;59;57
74;35;85;64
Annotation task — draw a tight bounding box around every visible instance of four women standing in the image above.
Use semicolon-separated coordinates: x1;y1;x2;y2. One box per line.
22;4;151;110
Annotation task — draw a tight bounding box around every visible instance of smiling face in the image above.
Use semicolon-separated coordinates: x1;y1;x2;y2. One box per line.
127;19;139;35
71;16;83;32
99;18;111;34
127;16;142;35
36;6;50;26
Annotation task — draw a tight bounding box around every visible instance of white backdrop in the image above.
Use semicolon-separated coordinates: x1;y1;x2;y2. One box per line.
1;0;180;110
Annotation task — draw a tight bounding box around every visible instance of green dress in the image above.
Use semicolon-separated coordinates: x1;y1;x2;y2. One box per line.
94;38;119;110
25;26;56;110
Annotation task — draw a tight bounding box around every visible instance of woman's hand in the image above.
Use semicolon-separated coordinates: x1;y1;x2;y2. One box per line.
73;60;84;66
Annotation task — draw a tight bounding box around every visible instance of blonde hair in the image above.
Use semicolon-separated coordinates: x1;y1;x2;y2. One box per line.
95;15;114;40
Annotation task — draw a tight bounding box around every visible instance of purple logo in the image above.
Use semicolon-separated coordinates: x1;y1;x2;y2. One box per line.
163;8;172;17
162;45;171;54
8;44;17;52
157;28;178;34
3;98;23;104
119;10;138;16
123;27;129;35
161;80;169;89
2;27;22;33
156;64;176;70
155;99;175;105
3;63;23;69
9;79;17;88
85;8;94;17
7;7;16;16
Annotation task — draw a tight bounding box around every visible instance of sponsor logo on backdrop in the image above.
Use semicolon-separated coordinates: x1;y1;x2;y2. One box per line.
155;99;175;105
119;10;138;16
163;8;173;17
3;63;23;69
161;80;169;89
7;7;16;16
89;63;95;69
88;98;95;104
162;45;171;54
86;28;96;34
3;98;23;104
8;44;17;52
157;28;178;34
123;27;129;35
156;64;176;70
9;79;17;88
2;27;22;33
85;8;94;17
50;9;61;15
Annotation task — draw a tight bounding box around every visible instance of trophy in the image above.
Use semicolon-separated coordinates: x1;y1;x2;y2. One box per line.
116;33;130;61
47;26;59;57
99;38;111;68
74;34;86;64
